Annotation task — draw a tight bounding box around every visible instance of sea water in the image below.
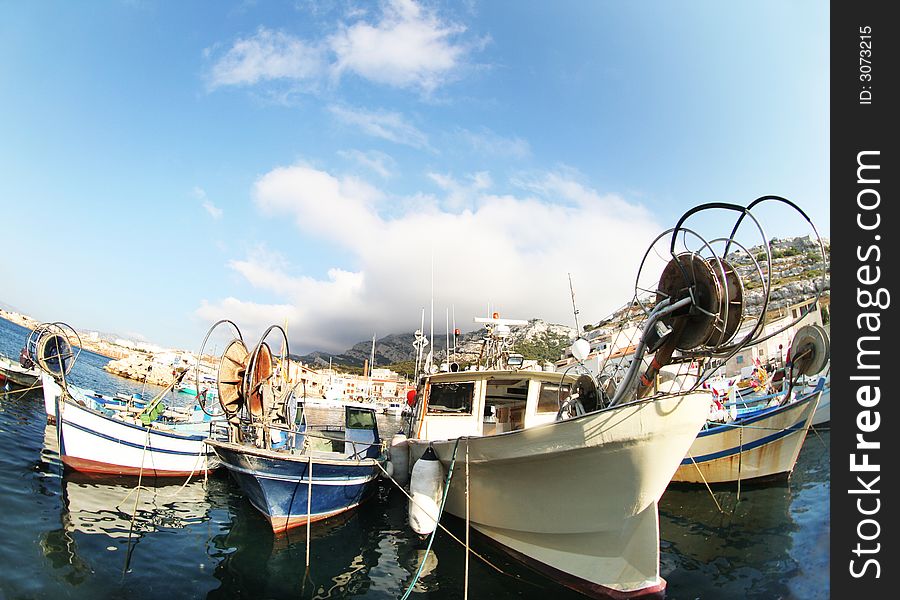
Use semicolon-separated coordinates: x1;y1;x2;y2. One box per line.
0;317;829;599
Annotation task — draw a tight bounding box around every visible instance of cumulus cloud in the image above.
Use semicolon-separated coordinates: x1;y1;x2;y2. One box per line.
206;1;480;95
329;105;431;149
197;164;663;353
328;0;473;94
207;27;324;89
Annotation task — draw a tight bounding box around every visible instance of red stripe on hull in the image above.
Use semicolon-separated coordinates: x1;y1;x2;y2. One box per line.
267;503;360;534
62;455;214;478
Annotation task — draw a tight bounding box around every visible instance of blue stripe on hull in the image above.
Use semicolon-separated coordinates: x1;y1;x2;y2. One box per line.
680;422;805;465
214;446;380;527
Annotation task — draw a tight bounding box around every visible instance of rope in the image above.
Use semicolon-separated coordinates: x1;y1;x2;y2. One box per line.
306;456;313;568
686;452;727;515
401;439;460;600
736;425;743;502
122;428;150;578
375;459;517;581
464;440;470;600
0;380;43;396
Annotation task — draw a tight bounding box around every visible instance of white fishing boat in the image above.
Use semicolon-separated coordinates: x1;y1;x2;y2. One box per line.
0;351;41;389
42;373;222;477
381;400;407;416
28;322;222;477
405;363;710;598
393;197;830;598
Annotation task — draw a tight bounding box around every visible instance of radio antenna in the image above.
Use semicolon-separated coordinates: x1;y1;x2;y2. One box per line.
568;273;581;333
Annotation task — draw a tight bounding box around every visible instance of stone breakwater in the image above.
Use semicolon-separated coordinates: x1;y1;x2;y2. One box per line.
103;353;184;387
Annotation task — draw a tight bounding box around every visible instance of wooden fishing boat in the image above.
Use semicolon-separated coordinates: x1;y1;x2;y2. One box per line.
208;404;384;533
393;198;830;598
42;373;222;477
405;362;710;599
199;321;387;533
672;389;820;484
0;351;41;388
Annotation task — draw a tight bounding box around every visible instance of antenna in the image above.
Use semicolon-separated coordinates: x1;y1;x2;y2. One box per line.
568;273;581;333
429;251;435;375
452;305;457;362
445;307;450;370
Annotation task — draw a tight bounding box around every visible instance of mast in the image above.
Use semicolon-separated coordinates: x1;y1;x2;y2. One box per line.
568;273;581;333
428;251;434;374
369;332;376;397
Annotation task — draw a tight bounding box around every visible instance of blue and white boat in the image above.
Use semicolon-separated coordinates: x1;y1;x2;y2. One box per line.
199;319;386;534
671;388;820;484
207;404;385;533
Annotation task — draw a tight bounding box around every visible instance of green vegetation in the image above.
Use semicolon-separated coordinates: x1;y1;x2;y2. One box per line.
513;330;572;362
385;360;417;379
757;247;802;262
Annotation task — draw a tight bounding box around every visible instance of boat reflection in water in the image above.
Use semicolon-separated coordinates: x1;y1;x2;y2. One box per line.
39;423;217;583
208;484;395;599
659;430;830;599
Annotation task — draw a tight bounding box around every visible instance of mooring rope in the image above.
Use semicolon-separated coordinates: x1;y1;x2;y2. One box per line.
464;440;470;600
373;457;521;581
306;456;313;568
0;380;43;396
122;427;150;578
686;452;727;515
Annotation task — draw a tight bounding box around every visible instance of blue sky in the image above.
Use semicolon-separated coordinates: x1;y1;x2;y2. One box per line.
0;0;828;354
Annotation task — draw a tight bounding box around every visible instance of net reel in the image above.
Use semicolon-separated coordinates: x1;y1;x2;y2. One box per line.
788;324;830;378
198;320;293;442
596;196;828;405
197;319;246;419
26;322;81;378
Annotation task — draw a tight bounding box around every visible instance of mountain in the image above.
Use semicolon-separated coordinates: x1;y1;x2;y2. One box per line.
296;319;577;369
296;332;419;368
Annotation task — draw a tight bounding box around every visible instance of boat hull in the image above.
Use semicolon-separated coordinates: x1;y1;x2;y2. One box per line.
408;392;711;599
673;392;819;484
44;374;219;477
0;356;41;388
208;440;382;533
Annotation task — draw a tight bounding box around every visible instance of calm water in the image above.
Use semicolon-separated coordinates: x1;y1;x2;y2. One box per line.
1;317;829;599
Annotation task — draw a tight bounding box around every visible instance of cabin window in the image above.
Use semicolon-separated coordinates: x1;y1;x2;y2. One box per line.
346;408;376;429
427;382;475;414
538;382;571;413
483;379;529;433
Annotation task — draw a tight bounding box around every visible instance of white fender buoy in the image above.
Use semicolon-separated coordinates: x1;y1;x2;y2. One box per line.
409;446;444;536
390;431;410;486
384;458;395;479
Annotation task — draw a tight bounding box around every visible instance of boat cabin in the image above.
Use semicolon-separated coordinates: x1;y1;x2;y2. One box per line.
408;370;578;441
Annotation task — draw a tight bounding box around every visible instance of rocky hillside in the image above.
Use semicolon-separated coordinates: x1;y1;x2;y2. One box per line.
297;319;576;369
727;235;830;313
586;235;830;337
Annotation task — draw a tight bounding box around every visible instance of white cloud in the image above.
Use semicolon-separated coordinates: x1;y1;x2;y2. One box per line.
197;164;663;353
427;170;492;211
338;149;397;178
206;1;481;95
329;0;473;94
459;128;531;159
329;105;431;149
194;186;223;219
207;27;324;89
